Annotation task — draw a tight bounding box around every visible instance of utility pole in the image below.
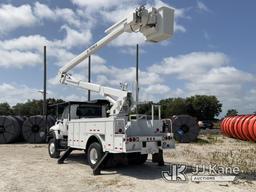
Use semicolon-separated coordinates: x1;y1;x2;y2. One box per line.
88;55;91;101
43;46;47;116
136;44;139;114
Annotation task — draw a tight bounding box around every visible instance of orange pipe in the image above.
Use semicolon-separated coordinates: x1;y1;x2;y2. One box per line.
224;116;232;136
220;115;256;142
242;115;255;141
248;116;256;141
233;116;244;139
237;115;248;140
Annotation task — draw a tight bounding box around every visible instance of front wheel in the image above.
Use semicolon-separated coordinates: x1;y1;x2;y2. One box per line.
48;138;60;158
87;142;103;168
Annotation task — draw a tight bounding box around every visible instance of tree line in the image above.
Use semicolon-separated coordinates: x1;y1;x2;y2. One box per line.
0;98;64;116
138;95;222;120
0;95;248;120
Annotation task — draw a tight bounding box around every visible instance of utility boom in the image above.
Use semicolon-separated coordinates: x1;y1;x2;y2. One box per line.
58;6;174;116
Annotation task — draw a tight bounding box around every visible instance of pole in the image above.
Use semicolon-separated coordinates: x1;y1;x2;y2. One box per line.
136;44;139;114
43;46;47;116
88;55;91;101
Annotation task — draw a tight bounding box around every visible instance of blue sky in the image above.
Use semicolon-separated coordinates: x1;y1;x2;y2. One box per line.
0;0;255;116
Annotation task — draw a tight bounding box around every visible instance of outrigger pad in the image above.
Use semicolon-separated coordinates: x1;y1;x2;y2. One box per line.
58;147;73;164
93;152;109;175
152;149;164;166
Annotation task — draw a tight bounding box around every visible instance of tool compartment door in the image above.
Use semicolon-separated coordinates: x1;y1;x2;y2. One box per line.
68;122;74;146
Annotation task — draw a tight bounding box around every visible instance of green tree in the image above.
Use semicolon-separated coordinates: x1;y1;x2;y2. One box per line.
226;109;238;117
159;98;187;118
137;102;153;115
185;95;222;120
12;98;65;116
138;95;222;120
0;102;13;115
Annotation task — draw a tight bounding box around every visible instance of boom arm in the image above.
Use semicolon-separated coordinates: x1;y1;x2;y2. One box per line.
58;6;174;116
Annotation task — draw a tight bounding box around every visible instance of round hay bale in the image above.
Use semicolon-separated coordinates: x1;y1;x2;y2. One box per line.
13;116;25;141
22;115;52;143
47;115;56;127
171;115;199;143
0;116;20;144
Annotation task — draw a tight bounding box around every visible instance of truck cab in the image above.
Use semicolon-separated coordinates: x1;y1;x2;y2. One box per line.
47;100;109;157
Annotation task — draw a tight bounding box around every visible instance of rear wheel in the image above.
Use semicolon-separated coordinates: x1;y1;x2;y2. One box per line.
48;138;60;158
87;142;103;168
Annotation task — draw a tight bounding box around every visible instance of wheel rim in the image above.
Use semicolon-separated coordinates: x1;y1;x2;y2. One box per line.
89;148;98;165
49;142;55;155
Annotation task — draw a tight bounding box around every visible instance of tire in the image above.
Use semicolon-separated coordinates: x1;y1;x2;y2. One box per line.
87;142;103;169
48;138;60;158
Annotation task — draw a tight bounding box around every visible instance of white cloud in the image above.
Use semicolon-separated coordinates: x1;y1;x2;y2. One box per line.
34;2;55;20
0;35;48;51
0;50;41;68
144;84;170;95
0;83;42;105
71;0;123;9
148;51;256;115
120;47;146;55
0;26;92;68
94;66;163;87
0;82;91;105
100;6;135;23
149;52;254;86
111;33;146;47
0;26;91;51
33;2;81;28
55;8;81;28
55;26;92;49
197;1;210;12
0;4;37;34
199;66;254;84
174;23;186;33
149;52;229;79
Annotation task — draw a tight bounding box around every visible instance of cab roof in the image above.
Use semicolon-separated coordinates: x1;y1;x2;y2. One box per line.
48;99;110;107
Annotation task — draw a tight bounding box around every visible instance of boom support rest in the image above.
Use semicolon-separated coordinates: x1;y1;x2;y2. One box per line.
57;147;73;164
93;151;110;175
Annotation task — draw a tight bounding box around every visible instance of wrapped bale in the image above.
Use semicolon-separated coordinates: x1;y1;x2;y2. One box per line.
22;115;55;143
164;115;199;143
0;116;21;144
13;116;25;141
47;115;56;130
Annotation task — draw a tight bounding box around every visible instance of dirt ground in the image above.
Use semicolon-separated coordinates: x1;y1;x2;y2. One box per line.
0;130;255;192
